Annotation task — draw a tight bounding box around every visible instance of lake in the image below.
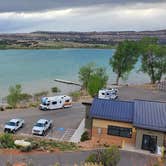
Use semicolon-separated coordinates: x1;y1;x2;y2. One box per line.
0;48;149;98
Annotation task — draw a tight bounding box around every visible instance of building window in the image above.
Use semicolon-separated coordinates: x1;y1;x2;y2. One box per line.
107;125;132;138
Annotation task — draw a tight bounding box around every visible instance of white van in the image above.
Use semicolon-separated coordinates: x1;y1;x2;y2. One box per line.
98;89;118;100
39;95;72;110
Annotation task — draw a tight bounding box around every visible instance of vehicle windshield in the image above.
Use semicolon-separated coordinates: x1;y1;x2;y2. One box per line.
6;122;16;126
35;123;44;127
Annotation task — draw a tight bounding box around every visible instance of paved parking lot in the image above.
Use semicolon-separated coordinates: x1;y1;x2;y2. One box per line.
0;103;85;141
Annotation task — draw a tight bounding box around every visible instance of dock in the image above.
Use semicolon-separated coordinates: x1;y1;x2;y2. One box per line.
54;79;81;86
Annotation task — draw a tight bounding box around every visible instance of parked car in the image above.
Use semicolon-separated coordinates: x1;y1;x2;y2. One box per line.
39;95;72;111
4;118;24;133
32;119;53;136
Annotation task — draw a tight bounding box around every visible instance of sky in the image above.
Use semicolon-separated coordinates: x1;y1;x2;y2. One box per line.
0;0;165;33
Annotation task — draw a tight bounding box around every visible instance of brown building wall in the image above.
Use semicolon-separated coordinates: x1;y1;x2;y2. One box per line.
92;119;136;146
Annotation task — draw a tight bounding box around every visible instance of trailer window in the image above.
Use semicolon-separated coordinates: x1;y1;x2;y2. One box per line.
52;101;57;105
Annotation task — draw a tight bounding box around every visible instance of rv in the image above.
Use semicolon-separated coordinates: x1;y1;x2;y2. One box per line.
39;95;72;110
98;89;118;100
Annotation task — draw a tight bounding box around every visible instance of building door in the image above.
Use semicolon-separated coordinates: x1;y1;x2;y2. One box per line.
142;134;157;152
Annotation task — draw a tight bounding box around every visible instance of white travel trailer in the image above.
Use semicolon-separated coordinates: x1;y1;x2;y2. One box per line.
39;95;72;110
98;89;118;100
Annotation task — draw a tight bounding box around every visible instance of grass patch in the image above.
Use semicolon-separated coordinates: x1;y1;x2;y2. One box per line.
0;133;15;148
24;137;78;151
69;91;81;101
51;87;61;93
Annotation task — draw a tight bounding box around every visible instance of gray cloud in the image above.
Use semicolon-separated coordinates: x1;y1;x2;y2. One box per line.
0;1;165;33
0;0;165;12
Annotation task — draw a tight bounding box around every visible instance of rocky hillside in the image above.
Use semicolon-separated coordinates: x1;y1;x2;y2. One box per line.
0;29;166;46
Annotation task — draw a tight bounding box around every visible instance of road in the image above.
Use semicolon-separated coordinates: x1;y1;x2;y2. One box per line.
0;150;159;166
0;103;85;141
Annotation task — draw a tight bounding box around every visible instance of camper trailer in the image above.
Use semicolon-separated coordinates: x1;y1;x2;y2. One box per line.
98;89;118;100
39;95;72;110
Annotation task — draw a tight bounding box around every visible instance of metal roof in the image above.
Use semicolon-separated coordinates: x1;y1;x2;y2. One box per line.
133;100;166;132
90;98;134;122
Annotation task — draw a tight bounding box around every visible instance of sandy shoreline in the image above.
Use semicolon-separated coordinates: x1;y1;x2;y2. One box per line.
0;79;81;101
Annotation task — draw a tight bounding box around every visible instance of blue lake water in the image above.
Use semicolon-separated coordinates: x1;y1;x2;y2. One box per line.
0;48;149;98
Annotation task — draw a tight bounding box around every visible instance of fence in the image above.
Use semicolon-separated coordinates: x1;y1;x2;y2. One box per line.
157;81;166;91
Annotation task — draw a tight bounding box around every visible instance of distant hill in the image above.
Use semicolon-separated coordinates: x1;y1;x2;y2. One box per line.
0;29;166;49
31;29;166;44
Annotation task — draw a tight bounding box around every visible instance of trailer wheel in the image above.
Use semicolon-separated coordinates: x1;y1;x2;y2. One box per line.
43;108;47;111
42;131;45;136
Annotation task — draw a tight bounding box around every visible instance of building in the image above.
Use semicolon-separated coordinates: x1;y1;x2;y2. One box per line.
88;98;166;152
133;100;166;151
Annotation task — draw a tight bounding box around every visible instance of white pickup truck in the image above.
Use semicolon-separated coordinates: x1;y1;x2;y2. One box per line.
32;119;53;136
4;119;24;133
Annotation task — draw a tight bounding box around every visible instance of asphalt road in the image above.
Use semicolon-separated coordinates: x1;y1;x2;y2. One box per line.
118;86;166;102
0;150;159;166
0;103;85;140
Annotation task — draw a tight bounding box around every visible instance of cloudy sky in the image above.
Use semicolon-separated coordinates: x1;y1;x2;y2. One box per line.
0;0;165;33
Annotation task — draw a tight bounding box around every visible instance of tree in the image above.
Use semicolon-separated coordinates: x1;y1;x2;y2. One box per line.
110;40;139;85
86;146;120;166
7;84;22;108
79;63;96;89
79;63;108;91
139;37;166;83
88;74;106;97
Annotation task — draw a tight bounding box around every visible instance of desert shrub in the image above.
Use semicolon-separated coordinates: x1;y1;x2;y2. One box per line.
86;146;120;166
5;161;12;166
19;93;32;102
20;145;32;152
69;91;81;101
51;87;61;93
34;91;49;101
29;102;38;108
0;106;4;111
0;133;15;148
7;84;22;108
31;141;40;149
86;153;98;163
5;105;13;109
81;131;89;142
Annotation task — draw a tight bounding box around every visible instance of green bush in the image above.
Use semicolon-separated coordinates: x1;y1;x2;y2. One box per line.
0;106;4;111
51;87;61;93
81;131;89;142
34;91;49;101
19;93;32;101
29;102;38;108
20;145;32;152
24;138;77;151
87;74;106;97
86;146;120;166
7;84;22;108
69;91;81;101
86;153;98;163
0;133;15;148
